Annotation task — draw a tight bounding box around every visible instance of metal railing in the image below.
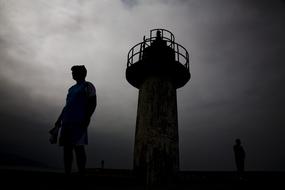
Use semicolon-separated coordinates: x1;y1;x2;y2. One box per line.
150;28;175;48
127;29;190;70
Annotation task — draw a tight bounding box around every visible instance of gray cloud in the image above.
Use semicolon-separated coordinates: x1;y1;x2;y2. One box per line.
0;0;285;170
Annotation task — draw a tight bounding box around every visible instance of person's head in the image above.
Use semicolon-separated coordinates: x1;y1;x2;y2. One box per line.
235;139;241;145
71;65;87;81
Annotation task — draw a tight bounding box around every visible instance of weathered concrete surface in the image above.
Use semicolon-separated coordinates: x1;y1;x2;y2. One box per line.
134;76;179;186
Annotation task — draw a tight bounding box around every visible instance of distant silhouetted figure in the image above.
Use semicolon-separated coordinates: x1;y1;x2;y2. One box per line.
101;160;104;169
156;30;162;40
233;139;245;174
50;65;96;175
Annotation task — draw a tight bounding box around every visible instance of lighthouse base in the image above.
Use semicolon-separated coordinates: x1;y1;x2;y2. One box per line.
133;76;180;187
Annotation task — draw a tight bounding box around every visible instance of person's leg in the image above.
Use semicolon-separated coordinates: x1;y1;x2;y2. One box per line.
74;145;86;175
241;159;245;172
63;145;74;175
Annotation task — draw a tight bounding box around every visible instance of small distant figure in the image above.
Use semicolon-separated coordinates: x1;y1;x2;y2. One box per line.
156;30;162;40
233;139;246;174
49;65;97;175
101;160;104;169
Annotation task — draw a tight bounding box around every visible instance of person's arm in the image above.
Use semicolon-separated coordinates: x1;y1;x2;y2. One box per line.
55;107;66;127
82;95;96;128
49;107;66;144
83;82;97;128
242;147;246;158
87;95;97;118
50;106;66;135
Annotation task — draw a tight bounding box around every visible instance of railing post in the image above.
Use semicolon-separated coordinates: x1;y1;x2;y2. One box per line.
177;44;180;63
131;48;134;65
186;51;189;69
138;46;140;62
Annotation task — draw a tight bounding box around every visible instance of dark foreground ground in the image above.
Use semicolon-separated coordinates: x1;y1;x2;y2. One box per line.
0;168;284;190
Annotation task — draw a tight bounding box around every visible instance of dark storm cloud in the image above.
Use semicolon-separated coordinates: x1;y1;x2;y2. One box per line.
177;0;285;170
121;0;138;7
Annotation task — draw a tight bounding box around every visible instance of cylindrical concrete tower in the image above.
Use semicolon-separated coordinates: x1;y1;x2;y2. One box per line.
126;29;190;187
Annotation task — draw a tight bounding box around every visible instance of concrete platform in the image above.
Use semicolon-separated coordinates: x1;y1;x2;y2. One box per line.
0;169;284;189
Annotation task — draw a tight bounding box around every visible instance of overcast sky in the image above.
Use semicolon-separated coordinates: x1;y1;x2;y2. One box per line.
0;0;285;171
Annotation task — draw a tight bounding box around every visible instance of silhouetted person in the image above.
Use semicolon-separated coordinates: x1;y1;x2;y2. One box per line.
156;30;162;40
50;65;96;175
233;139;245;174
101;160;104;169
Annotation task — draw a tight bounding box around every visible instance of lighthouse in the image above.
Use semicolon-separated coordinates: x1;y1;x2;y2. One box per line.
126;29;190;187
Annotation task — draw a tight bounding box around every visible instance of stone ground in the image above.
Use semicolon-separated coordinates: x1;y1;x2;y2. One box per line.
0;169;284;190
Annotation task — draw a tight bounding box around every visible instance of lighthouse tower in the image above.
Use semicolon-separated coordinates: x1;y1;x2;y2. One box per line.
126;29;190;186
